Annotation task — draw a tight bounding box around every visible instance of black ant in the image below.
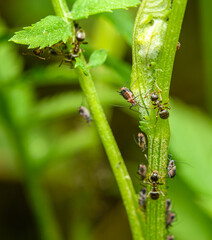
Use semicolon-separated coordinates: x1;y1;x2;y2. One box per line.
78;106;92;124
143;170;165;200
144;83;171;126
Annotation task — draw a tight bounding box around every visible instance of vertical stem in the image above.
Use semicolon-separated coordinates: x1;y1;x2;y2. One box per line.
76;66;145;240
132;0;187;239
51;0;70;21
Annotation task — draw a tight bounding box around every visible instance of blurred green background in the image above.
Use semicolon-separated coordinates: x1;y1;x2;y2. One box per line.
0;0;212;240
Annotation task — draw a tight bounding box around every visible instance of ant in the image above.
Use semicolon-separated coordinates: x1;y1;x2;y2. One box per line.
70;23;88;59
78;106;92;124
144;83;171;126
143;170;165;200
140;154;166;200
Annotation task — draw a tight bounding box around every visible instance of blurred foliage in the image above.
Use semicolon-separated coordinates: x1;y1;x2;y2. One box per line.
0;0;211;240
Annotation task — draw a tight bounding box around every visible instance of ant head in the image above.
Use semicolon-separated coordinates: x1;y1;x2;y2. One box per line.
159;109;169;119
151;171;159;181
76;29;86;42
140;188;147;195
151;92;158;101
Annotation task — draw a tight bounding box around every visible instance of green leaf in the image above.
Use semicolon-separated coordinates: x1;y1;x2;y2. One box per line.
9;15;73;49
88;49;108;68
70;0;141;20
74;58;89;75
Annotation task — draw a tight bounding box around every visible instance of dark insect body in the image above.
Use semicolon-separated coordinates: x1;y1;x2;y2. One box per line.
150;90;170;123
137;132;147;152
166;212;175;228
166;235;174;240
144;170;165;200
137;164;147;180
78;106;92;124
138;188;146;208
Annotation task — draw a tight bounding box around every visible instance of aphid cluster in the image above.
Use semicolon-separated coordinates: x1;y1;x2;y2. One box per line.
24;22;87;67
165;198;176;229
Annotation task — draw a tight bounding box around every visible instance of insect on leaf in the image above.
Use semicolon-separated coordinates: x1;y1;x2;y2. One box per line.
88;49;108;68
9;15;73;49
75;58;89;76
70;0;141;20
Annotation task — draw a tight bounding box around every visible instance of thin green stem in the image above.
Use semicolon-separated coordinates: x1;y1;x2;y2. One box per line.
51;0;70;22
76;65;145;240
132;0;187;239
51;0;145;239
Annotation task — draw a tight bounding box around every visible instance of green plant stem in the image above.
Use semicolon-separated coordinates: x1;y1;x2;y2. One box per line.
131;0;187;239
51;0;145;239
76;65;145;240
51;0;70;22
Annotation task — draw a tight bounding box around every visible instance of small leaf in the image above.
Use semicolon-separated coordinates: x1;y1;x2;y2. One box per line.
74;58;89;75
9;15;73;49
70;0;141;20
88;49;108;68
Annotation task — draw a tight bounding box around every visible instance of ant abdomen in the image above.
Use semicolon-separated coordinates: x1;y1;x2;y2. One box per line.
150;191;160;200
159;109;169;119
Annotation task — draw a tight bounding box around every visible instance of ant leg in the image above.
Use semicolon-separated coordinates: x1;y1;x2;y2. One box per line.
159;189;165;196
58;60;64;67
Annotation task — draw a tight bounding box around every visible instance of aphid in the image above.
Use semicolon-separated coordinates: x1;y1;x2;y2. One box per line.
166;198;172;213
119;87;138;109
144;170;165;200
166;235;174;240
167;159;176;178
138;188;146;208
78;106;92;124
137;164;147;180
137;132;147;152
166;212;175;228
177;41;181;50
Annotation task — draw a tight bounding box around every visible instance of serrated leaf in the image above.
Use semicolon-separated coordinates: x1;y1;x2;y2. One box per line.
74;58;89;75
88;49;108;68
9;15;73;49
70;0;140;20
